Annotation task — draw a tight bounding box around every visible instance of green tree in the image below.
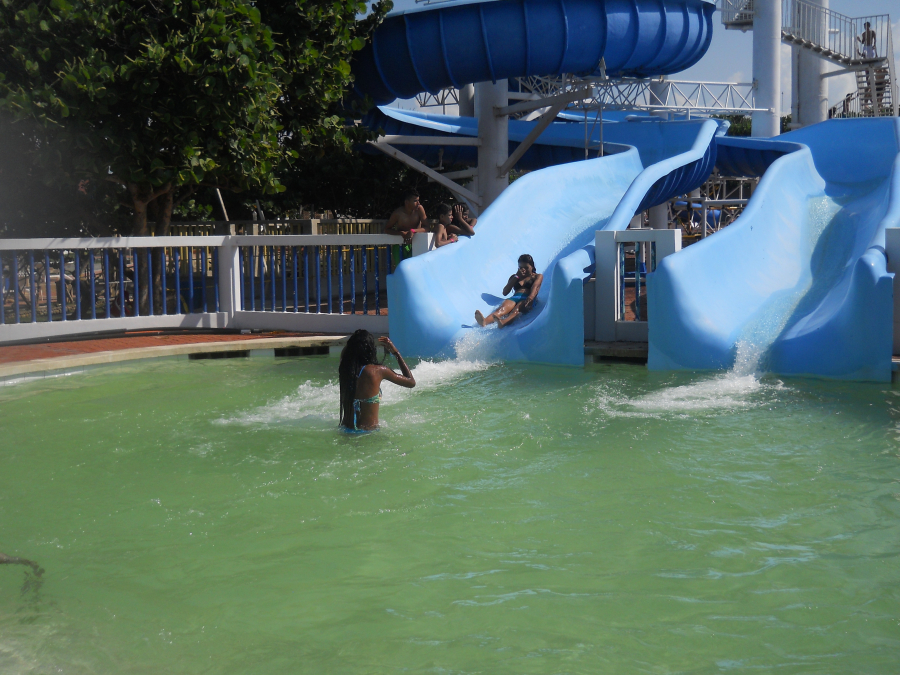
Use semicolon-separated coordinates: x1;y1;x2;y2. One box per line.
0;0;291;237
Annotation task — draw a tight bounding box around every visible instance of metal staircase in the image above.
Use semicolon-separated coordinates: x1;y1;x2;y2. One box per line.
719;0;898;117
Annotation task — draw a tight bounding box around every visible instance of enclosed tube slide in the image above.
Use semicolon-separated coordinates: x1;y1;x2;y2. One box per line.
648;118;900;382
354;0;716;104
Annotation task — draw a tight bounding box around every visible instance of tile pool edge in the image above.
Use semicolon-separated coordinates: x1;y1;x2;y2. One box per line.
0;336;351;383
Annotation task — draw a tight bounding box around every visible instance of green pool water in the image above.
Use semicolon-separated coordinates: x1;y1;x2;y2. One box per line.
2;354;900;674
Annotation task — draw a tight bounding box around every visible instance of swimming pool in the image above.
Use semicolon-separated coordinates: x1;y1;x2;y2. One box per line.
1;355;899;673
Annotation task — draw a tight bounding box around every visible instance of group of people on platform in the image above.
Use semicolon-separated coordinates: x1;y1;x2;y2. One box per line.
384;189;477;253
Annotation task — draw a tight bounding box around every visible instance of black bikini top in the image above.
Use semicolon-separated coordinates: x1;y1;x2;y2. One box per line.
514;274;536;293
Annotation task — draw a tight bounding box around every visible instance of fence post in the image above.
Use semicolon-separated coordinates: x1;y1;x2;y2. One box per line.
217;242;241;323
411;232;434;257
595;231;618;342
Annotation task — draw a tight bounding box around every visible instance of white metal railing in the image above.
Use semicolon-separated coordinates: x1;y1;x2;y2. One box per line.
781;0;893;67
0;233;435;343
719;0;754;26
509;76;765;115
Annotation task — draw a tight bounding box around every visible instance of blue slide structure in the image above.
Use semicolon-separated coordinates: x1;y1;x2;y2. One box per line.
351;0;722;365
649;118;900;382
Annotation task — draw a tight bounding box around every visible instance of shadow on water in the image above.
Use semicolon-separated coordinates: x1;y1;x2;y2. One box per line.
0;552;44;600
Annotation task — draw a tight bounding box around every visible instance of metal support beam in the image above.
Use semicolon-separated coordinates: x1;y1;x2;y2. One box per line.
496;103;566;177
495;87;593;117
377;135;481;146
439;168;478;180
368;141;482;206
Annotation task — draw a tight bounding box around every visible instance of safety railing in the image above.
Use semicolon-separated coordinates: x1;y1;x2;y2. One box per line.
593;229;682;343
0;233;429;343
157;219;389;237
0;238;221;326
233;236;399;317
719;0;754;27
781;0;892;67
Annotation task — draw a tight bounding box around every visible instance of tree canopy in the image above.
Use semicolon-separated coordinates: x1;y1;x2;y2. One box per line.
0;0;390;235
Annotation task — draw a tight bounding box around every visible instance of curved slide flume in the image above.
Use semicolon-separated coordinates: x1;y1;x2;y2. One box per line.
386;118;721;364
648;118;900;382
353;0;716;104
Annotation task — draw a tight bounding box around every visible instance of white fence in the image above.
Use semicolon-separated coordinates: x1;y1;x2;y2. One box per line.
0;233;435;344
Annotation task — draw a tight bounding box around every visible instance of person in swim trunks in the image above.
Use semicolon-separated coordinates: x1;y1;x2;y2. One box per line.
475;254;543;328
386;189;429;261
339;330;415;431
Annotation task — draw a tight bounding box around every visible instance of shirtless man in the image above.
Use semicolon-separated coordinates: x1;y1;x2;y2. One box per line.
385;189;429;247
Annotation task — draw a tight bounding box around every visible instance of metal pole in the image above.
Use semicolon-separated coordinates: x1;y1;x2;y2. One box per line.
752;0;783;137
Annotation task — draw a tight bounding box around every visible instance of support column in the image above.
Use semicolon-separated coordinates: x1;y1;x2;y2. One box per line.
751;0;782;137
458;83;475;117
649;205;668;229
795;0;828;127
476;80;508;213
649;76;669;119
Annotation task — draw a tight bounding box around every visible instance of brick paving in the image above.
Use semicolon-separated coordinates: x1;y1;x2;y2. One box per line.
0;331;332;365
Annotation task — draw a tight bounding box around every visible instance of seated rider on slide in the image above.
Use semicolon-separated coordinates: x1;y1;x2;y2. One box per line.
475;254;543;328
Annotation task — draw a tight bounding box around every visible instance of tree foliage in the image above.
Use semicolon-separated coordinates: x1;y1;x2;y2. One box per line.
0;0;390;235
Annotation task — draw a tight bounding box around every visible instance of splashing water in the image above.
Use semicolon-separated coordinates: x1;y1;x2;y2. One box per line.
219;358;492;426
731;195;844;376
453;323;505;362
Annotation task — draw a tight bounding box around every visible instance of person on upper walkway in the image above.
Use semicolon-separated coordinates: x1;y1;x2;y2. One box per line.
339;330;415;432
475;254;543;329
857;22;877;59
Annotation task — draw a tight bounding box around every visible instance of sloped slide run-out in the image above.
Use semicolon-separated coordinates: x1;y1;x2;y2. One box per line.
350;0;720;364
649;118;900;382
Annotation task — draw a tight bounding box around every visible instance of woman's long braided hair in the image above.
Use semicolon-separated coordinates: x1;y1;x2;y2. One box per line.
338;329;381;427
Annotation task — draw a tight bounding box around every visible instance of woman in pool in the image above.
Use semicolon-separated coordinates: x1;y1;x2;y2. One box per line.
475;254;543;328
339;330;416;431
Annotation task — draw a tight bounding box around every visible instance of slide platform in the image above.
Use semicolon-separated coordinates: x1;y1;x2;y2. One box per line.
649;118;900;382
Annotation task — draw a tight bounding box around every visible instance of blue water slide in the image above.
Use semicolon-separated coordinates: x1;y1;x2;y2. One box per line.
350;0;721;364
387;118;721;364
353;0;716;104
648;118;900;382
364;105;725;173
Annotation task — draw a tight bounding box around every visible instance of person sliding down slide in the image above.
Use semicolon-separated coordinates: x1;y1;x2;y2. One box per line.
475;254;543;329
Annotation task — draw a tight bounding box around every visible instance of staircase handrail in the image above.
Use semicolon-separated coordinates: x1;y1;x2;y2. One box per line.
782;0;892;66
887;21;899;117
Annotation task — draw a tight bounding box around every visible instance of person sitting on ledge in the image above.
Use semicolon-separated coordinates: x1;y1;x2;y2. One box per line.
475;254;543;328
339;330;415;432
433;204;459;248
385;189;429;260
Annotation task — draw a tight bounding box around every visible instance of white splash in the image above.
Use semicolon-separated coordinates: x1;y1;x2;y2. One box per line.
219;358;492;425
